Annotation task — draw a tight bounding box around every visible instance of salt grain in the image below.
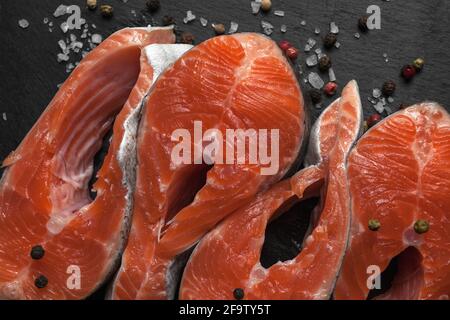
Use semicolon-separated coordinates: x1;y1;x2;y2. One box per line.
306;55;318;67
300;20;307;26
330;22;339;34
308;72;325;89
183;10;196;24
200;17;208;27
57;53;70;63
18;19;30;29
228;21;239;34
372;88;382;99
280;24;287;33
328;68;336;82
251;1;261;15
374;101;385;114
354;32;361;39
2;113;7;121
314;27;321;35
60;22;69;33
274;10;285;17
91;34;102;44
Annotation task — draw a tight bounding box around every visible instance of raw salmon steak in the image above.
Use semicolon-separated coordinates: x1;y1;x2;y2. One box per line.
0;27;177;299
179;81;363;300
335;102;450;300
110;33;306;299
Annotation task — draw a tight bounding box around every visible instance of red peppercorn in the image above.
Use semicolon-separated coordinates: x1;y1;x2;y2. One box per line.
285;47;298;60
324;82;338;96
278;40;292;51
367;114;382;128
401;65;416;81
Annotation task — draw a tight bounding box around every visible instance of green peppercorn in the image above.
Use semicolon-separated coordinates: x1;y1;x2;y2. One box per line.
35;275;48;289
413;58;425;72
100;5;113;18
323;33;337;49
414;219;429;234
233;288;245;300
368;219;381;231
309;89;322;104
319;55;332;72
358;16;369;32
180;32;195;44
162;15;175;26
146;0;160;12
382;80;396;97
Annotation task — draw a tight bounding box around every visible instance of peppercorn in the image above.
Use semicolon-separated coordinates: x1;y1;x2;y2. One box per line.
401;65;416;81
382;80;396;97
413;58;425;72
233;288;245;300
35;275;48;289
414;219;429;234
100;5;113;18
363;120;369;132
212;23;226;35
30;245;45;260
286;47;298;60
146;0;160;12
367;114;382;128
368;219;381;231
261;0;272;12
278;40;292;52
323;33;337;49
358;16;369;32
309;89;322;105
87;0;97;10
162;15;175;26
319;55;332;72
324;82;338;96
180;32;195;44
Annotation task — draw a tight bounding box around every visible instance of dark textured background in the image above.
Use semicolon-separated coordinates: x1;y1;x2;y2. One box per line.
0;0;449;298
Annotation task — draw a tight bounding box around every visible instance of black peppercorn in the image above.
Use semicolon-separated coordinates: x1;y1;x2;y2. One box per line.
309;89;322;104
30;245;45;260
233;288;245;300
382;80;396;97
358;16;369;32
35;275;48;289
318;55;332;72
146;0;160;12
162;15;175;26
323;33;337;49
100;5;113;18
180;32;195;44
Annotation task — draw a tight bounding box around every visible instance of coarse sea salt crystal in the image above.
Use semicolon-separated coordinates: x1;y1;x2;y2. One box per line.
328;68;336;82
229;21;239;34
308;72;324;89
330;22;339;34
261;21;274;35
372;88;382;99
354;32;361;39
306;55;318;67
200;17;208;27
314;27;321;35
43;17;49;24
18;19;29;29
274;10;285;17
91;34;102;44
58;39;67;50
53;5;68;18
374;101;385;113
280;24;287;33
300;20;306;26
2;113;7;121
57;53;69;62
183;10;196;24
60;22;69;33
251;1;261;15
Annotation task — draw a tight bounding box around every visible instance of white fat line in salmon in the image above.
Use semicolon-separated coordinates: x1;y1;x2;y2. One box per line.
170;120;280;176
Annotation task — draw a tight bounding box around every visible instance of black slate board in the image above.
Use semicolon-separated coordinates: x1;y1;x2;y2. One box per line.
0;0;450;299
